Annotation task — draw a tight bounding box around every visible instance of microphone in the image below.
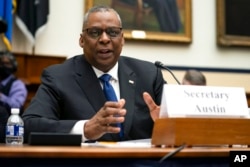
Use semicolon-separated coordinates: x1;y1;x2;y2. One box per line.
155;61;181;85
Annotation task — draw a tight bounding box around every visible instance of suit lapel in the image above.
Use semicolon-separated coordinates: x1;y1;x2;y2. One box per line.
118;59;136;139
74;56;105;113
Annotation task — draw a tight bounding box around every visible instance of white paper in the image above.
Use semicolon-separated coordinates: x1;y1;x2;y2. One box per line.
81;139;152;148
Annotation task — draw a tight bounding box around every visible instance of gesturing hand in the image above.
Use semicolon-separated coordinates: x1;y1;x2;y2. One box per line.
143;92;160;122
84;99;126;140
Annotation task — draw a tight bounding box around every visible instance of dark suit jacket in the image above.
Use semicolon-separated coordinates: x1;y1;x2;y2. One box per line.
22;55;165;141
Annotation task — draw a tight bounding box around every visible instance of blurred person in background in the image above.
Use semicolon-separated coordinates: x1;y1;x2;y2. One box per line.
0;51;28;115
182;69;206;86
0;51;27;143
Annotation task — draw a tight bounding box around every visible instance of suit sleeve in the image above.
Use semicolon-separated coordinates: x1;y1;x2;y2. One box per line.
22;69;78;142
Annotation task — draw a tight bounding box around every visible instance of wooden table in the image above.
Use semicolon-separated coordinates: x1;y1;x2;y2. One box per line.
0;144;249;158
1;144;249;167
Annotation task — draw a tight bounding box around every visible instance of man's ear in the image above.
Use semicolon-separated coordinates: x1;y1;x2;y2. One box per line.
121;33;125;46
79;33;84;48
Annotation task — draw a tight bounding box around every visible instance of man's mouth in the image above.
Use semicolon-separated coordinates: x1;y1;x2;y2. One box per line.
99;49;111;54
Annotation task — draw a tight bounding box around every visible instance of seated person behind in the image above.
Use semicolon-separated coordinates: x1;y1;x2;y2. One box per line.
0;51;28;115
182;69;206;85
0;51;28;143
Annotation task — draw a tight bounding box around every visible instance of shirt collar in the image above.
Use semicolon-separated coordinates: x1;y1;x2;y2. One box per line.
92;62;119;81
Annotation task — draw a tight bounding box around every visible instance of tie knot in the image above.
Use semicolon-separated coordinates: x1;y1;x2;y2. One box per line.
99;74;111;83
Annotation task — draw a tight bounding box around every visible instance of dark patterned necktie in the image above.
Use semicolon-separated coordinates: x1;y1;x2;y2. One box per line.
99;74;123;138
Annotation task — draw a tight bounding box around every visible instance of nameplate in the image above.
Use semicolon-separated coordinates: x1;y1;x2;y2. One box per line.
160;84;249;118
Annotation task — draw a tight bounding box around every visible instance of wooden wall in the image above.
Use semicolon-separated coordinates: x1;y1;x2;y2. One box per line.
14;53;66;109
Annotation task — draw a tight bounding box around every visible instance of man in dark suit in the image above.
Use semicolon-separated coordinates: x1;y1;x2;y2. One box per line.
22;5;164;142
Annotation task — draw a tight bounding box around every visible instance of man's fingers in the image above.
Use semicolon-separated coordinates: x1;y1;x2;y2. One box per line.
143;92;157;110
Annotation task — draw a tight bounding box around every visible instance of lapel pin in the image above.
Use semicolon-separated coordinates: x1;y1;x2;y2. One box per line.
129;80;134;84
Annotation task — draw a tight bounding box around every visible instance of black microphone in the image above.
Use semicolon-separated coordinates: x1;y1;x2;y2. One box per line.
155;61;181;85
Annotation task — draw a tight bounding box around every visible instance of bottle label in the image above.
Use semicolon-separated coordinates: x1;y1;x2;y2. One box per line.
6;125;24;137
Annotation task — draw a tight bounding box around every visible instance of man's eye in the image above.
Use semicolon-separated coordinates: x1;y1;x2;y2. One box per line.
109;30;117;36
89;29;101;36
107;29;119;37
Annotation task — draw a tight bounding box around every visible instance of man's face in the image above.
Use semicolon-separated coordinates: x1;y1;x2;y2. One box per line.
0;56;14;79
182;79;192;85
0;56;12;68
79;11;124;72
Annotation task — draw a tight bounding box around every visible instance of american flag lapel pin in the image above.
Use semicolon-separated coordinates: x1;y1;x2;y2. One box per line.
129;80;134;84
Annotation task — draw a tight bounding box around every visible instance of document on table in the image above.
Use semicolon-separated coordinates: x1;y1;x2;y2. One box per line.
81;138;152;148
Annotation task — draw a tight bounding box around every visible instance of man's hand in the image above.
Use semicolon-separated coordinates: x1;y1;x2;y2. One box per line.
143;92;160;122
84;99;126;140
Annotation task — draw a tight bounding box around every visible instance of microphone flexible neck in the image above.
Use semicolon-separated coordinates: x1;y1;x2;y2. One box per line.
155;61;181;85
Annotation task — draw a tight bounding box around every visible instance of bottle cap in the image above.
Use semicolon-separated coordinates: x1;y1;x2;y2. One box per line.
11;108;20;114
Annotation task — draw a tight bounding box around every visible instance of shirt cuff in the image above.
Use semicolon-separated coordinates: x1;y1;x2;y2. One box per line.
70;120;88;142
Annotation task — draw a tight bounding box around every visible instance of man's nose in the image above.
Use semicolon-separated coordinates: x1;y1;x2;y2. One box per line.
99;31;110;41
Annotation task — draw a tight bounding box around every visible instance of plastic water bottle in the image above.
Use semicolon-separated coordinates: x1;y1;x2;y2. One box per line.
5;108;24;145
